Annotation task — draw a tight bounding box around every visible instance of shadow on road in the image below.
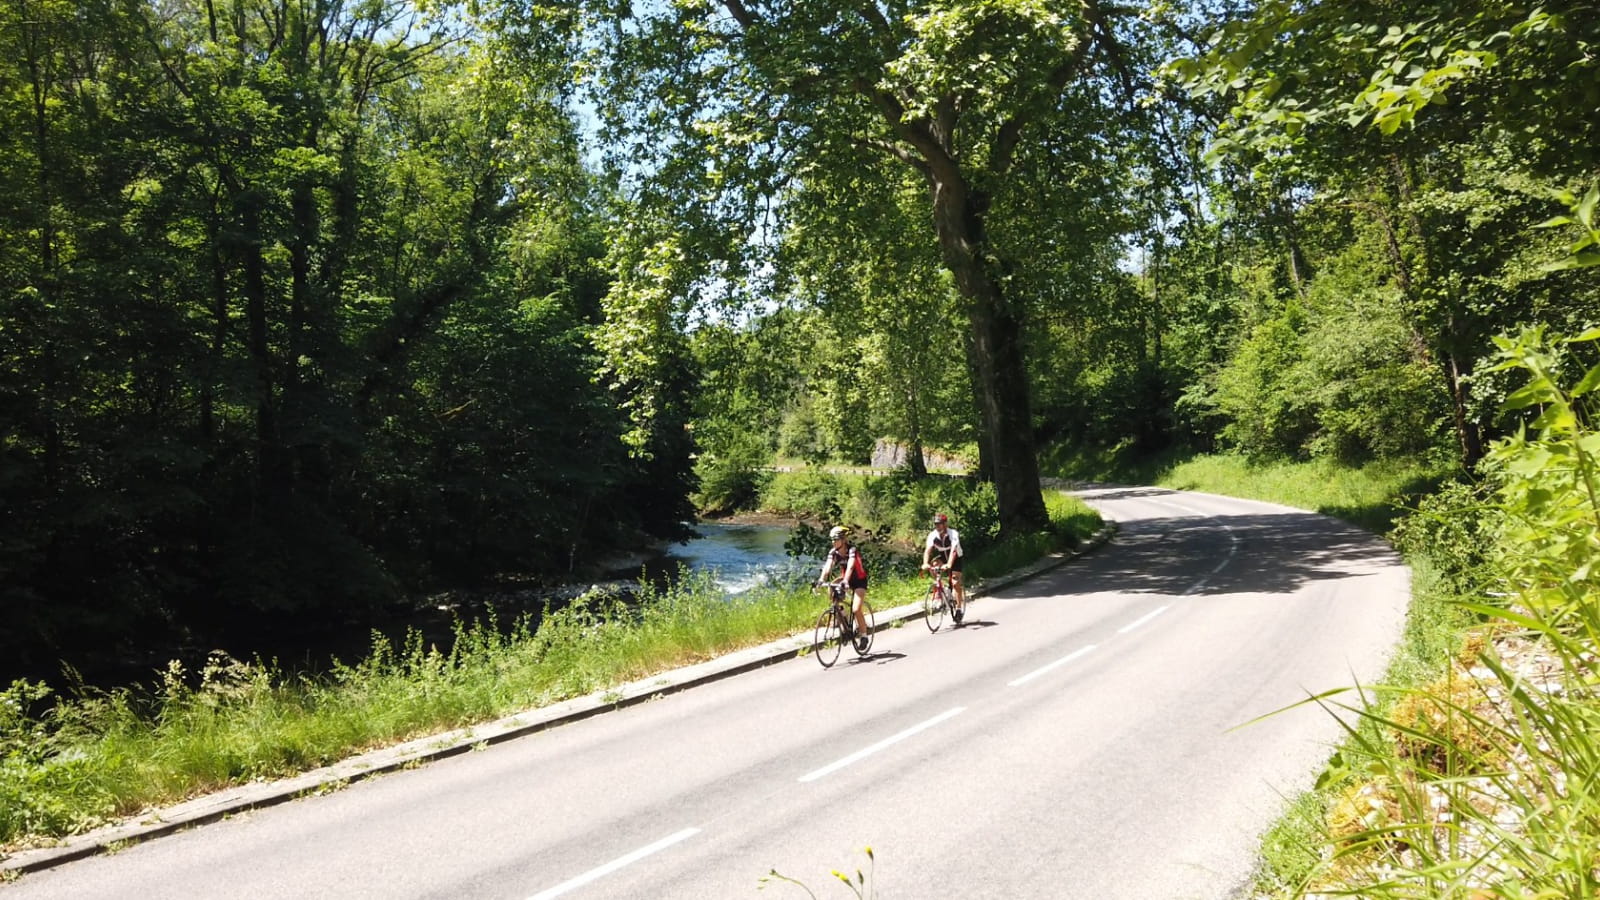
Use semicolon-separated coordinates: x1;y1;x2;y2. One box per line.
854;650;908;666
1003;505;1397;602
945;618;996;630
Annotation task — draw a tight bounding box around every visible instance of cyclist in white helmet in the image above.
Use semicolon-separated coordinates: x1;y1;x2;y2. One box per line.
922;513;967;623
818;525;872;651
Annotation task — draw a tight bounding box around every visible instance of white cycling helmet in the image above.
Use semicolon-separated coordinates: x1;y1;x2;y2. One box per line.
828;525;848;541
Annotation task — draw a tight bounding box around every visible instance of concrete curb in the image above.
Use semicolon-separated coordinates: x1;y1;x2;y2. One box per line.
1;521;1117;877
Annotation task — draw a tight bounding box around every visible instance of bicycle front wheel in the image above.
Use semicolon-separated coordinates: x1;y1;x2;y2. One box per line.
813;608;844;668
924;583;946;632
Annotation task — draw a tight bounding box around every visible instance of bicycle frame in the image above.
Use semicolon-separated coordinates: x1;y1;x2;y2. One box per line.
923;565;951;632
813;580;873;667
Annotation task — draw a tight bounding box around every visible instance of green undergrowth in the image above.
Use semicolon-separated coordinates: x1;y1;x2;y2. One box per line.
1;482;1099;853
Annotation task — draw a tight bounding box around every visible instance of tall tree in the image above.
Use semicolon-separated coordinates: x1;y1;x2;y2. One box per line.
1170;0;1600;467
566;0;1157;535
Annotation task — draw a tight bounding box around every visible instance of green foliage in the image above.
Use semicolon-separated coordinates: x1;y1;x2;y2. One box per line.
1212;310;1319;458
1389;479;1495;597
693;437;772;517
1204;232;1453;464
0;2;700;677
776;397;834;466
1537;182;1600;272
1478;326;1600;622
761;471;852;523
1159;1;1600;475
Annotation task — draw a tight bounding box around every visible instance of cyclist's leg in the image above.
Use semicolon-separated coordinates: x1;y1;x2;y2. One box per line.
850;586;869;634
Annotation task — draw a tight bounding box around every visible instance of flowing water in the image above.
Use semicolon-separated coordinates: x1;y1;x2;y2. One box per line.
655;522;809;594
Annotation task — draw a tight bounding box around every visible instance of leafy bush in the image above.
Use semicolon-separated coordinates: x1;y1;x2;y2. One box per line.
1389;478;1496;596
693;440;771;516
760;470;850;520
1214;311;1319;458
1209;253;1451;464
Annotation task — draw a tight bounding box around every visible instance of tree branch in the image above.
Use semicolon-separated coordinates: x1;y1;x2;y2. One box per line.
854;76;963;187
1082;0;1140;110
719;0;757;31
852;136;931;176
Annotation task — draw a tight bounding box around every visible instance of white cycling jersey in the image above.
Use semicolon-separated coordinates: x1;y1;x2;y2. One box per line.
924;527;962;562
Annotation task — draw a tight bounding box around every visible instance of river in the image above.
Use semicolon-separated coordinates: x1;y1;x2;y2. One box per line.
20;522;804;693
651;521;809;594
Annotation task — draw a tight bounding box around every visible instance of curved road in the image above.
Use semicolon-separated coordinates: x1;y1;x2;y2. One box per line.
4;486;1408;899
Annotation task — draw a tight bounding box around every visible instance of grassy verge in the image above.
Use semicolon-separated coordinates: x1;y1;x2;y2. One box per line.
2;484;1099;853
1155;454;1450;534
0;572;817;851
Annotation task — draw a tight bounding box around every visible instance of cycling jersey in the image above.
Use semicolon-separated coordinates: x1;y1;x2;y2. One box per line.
825;543;869;589
925;527;963;572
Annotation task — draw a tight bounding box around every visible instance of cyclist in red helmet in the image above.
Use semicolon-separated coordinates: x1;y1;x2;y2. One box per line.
922;513;967;623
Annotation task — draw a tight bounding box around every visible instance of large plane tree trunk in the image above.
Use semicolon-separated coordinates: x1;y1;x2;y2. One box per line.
929;178;1048;535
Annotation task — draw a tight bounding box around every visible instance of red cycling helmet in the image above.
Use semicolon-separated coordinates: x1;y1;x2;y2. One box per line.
932;513;949;526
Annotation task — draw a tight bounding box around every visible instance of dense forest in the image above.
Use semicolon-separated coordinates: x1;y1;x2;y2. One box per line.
3;0;1596;692
0;0;699;680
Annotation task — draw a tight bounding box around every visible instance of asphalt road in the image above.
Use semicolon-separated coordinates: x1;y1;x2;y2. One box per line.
3;486;1409;899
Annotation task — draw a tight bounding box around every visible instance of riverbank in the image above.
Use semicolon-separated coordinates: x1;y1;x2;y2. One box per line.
1;488;1099;857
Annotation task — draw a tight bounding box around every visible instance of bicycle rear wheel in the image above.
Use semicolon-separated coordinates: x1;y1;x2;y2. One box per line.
854;601;876;656
813;608;844;668
924;583;946;632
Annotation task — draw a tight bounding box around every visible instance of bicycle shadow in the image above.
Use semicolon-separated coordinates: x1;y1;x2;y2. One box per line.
852;649;908;666
923;613;997;632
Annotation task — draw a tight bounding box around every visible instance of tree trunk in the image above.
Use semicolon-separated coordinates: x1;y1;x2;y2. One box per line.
240;198;285;503
1440;324;1484;469
905;381;928;479
929;181;1048;535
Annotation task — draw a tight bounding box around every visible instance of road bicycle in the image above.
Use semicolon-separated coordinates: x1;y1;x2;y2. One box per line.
923;563;957;632
812;580;875;668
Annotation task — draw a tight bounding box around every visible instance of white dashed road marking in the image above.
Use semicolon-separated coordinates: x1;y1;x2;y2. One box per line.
1117;605;1170;634
798;707;966;783
1008;645;1098;687
527;827;701;900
